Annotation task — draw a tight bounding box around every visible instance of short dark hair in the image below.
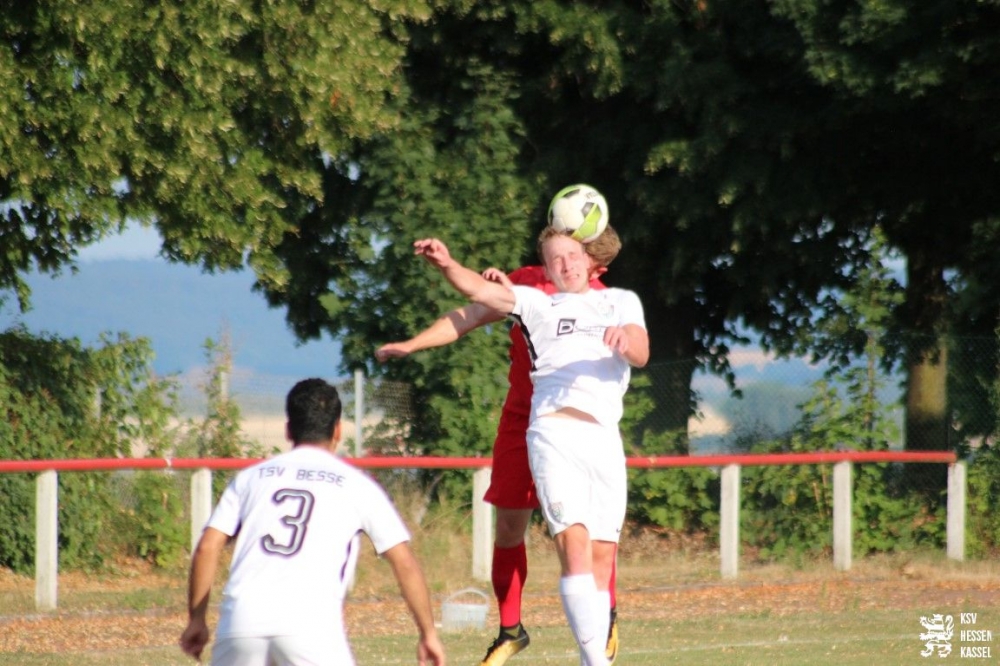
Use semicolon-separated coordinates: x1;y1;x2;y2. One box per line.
285;378;342;444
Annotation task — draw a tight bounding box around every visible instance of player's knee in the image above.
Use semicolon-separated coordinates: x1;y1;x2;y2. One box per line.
494;510;532;546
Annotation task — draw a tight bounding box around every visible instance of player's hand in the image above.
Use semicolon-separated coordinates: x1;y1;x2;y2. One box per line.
481;267;513;288
417;632;446;665
179;620;210;661
376;343;410;362
603;325;630;356
414;238;453;270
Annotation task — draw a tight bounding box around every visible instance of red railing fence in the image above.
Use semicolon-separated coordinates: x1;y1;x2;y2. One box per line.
0;451;961;611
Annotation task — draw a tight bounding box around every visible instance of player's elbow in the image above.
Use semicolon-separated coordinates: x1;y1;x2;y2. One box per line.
625;327;650;367
630;349;650;368
470;284;514;314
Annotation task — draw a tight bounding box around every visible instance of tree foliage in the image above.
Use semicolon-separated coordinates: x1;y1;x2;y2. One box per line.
0;327;178;571
1;0;430;309
5;0;1000;466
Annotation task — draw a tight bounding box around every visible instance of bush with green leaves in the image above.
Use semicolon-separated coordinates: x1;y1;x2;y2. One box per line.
740;372;946;560
621;372;721;535
116;471;189;569
120;338;268;565
624;426;720;537
0;327;177;572
0;328;264;572
966;445;1000;558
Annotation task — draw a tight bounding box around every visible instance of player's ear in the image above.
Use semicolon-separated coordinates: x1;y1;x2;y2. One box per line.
285;422;293;444
332;421;343;445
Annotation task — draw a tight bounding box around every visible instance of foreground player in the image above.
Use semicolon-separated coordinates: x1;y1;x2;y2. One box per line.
375;227;622;665
179;378;445;666
411;226;648;665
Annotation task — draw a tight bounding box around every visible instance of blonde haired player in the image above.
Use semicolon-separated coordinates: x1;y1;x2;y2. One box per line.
376;225;623;665
407;219;648;666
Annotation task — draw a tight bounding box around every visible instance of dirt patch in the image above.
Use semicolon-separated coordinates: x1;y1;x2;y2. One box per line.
3;577;998;654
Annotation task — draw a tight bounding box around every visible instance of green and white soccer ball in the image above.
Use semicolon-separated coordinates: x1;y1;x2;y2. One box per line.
547;184;609;243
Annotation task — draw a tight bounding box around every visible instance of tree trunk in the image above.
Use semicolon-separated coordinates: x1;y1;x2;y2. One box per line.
905;344;949;452
902;251;950;495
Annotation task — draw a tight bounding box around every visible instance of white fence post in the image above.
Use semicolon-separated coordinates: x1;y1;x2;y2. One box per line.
832;461;852;571
472;467;493;581
719;463;740;579
947;461;966;562
191;468;214;552
35;470;58;611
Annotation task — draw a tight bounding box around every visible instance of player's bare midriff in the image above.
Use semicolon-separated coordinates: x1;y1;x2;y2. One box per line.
543;407;600;423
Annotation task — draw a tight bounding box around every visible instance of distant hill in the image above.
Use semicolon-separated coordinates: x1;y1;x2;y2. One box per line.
0;259;340;378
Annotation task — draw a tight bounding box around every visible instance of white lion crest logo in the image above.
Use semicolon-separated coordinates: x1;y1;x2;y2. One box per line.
919;614;953;658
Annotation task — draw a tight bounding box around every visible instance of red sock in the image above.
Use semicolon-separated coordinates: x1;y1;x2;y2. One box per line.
492;543;527;628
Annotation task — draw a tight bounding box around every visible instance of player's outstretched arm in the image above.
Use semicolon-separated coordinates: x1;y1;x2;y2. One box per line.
382;542;446;665
375;303;504;362
414;238;514;314
179;527;228;661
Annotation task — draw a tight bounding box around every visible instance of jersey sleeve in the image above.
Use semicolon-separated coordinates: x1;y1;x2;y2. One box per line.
358;477;412;555
510;284;547;320
618;289;647;330
205;476;244;537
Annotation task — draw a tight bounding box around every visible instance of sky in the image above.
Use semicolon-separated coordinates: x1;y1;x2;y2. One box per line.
1;225;342;382
1;224;827;417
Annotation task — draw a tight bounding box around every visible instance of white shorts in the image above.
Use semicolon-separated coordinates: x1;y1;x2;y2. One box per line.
526;416;627;542
211;634;353;666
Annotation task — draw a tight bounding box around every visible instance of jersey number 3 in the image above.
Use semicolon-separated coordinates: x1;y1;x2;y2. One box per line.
261;488;315;556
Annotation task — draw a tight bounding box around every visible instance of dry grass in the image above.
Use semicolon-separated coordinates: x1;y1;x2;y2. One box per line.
2;517;999;664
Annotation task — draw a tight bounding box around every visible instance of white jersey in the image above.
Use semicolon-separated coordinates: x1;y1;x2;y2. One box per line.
510;285;646;426
206;446;410;641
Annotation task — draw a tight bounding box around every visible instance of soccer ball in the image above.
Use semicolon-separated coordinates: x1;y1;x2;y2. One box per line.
547;184;609;243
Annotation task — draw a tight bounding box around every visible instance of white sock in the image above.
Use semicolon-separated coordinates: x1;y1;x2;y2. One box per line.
595;589;611;652
559;574;609;666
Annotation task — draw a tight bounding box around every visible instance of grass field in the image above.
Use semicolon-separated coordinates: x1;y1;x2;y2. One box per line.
1;525;997;665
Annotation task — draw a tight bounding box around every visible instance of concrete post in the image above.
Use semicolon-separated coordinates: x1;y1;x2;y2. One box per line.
832;461;852;571
190;468;213;552
720;463;740;579
35;470;58;611
947;461;966;562
472;467;494;581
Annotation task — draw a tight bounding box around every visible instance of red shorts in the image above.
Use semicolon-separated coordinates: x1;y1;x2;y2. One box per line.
483;425;539;510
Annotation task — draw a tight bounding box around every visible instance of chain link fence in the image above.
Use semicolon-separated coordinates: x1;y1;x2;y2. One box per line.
159;340;999;558
171;337;997;458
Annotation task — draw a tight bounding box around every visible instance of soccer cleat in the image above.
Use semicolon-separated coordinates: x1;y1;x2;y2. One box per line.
480;624;530;666
605;607;619;664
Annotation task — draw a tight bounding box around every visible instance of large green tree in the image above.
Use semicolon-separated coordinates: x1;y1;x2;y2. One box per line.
268;63;535;458
7;0;1000;471
324;0;1000;462
769;0;1000;489
309;0;877;450
1;0;428;308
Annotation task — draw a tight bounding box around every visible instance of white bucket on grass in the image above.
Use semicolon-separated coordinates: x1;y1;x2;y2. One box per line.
440;588;489;632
